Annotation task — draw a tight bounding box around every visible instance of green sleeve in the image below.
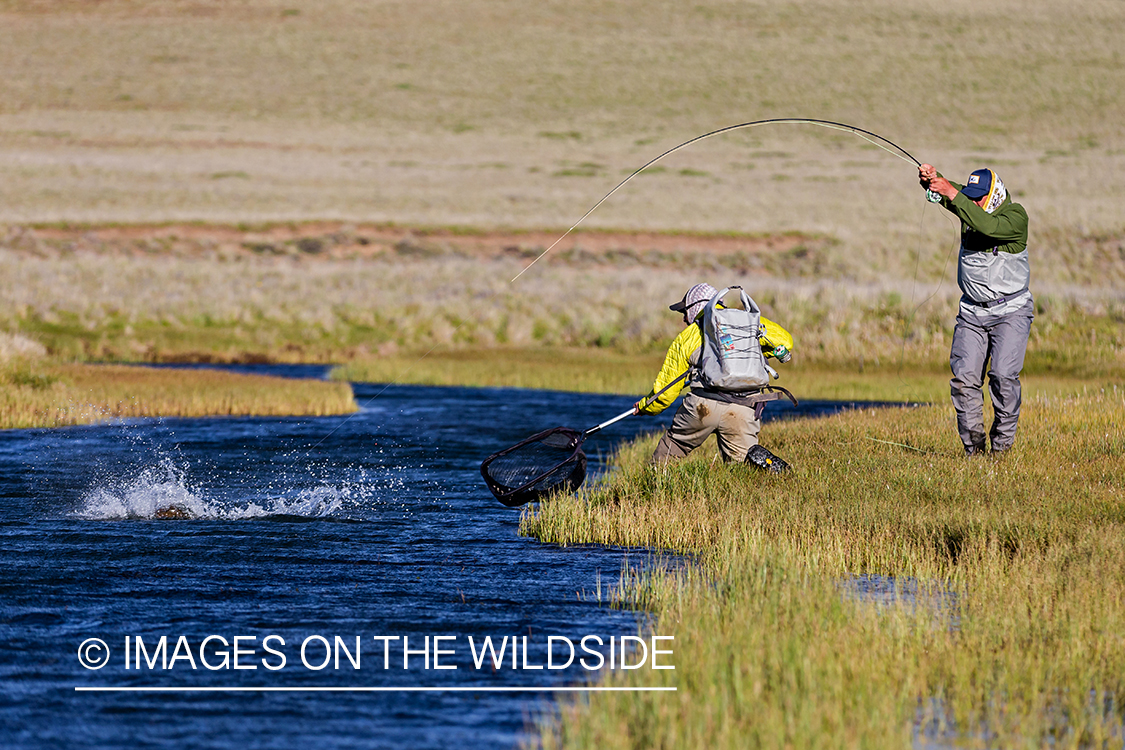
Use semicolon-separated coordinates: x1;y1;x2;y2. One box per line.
945;192;1028;243
937;175;1028;245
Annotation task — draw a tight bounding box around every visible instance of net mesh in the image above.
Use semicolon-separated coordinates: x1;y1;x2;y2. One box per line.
480;427;587;507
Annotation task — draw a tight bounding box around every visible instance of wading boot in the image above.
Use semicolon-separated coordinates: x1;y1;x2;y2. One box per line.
963;442;987;457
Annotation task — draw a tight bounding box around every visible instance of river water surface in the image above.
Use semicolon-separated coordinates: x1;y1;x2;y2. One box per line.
0;368;872;749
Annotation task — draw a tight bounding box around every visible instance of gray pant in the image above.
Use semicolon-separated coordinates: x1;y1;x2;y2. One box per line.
949;301;1034;451
651;392;761;464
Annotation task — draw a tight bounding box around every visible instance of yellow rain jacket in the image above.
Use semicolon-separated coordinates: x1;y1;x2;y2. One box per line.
638;312;794;415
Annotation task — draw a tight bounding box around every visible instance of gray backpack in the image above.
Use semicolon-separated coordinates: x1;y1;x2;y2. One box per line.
698;286;771;392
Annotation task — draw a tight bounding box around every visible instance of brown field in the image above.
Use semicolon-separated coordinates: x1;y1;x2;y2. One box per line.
2;0;1122;390
1;0;1123;257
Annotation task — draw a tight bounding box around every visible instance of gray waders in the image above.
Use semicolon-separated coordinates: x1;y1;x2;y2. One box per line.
949;299;1034;453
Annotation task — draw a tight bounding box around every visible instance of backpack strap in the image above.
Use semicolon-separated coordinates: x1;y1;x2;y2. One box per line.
709;286;760;315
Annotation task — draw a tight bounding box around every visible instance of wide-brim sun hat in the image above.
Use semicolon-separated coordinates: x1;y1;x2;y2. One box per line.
669;283;718;319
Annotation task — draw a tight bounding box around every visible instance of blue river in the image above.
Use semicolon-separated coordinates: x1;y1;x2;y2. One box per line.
0;366;874;749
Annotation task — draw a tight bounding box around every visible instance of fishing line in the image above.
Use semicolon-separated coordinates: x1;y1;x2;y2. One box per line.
864;436;935;454
306;118;926;451
511;118;921;282
897;199;961;378
868;178;960;452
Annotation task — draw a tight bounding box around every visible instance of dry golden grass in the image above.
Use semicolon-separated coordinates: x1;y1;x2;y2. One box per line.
0;359;356;429
0;0;1122;266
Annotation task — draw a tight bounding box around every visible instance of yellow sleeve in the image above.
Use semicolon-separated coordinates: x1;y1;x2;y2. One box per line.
759;316;794;359
638;323;700;415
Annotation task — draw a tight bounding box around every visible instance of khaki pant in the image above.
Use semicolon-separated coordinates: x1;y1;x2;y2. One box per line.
651;393;761;464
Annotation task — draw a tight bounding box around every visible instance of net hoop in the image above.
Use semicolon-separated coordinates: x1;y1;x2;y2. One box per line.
480;427;588;507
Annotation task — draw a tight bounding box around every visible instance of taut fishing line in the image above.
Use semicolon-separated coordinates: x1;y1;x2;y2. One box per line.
898;201;960;377
511;118;921;282
305;118;930;451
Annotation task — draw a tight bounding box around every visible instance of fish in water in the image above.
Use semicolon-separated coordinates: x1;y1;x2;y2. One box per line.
153;505;194;520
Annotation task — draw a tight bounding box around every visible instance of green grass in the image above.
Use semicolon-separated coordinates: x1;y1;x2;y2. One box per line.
333;347;664;394
523;389;1125;748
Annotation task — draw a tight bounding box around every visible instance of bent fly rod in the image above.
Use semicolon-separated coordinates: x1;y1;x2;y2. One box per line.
510;118;923;282
308;118;923;449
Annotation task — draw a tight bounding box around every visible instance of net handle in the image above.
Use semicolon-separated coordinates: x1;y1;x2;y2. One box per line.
583;370;689;437
582;408;636;437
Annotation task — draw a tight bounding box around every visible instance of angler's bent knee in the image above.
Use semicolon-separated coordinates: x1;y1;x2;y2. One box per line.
950;377;981;397
989;374;1022;403
989;361;1023;382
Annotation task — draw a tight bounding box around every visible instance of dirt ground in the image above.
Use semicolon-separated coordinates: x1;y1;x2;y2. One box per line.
6;222;828;263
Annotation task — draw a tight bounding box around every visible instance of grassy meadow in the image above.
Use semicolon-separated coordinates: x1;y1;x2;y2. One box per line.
523;389;1125;748
3;234;1118;405
2;0;1123;386
1;0;1123;744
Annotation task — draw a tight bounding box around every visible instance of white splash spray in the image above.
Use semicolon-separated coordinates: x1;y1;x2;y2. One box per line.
72;456;381;521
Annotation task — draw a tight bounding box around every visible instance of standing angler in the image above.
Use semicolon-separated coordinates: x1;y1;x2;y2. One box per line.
919;164;1034;456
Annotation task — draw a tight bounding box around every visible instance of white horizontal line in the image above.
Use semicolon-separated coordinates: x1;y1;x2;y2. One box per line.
75;686;676;693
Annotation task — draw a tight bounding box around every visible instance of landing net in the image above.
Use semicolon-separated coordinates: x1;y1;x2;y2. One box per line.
480;427;587;507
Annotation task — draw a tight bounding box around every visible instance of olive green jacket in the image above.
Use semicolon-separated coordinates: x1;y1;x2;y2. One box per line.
938;176;1031;307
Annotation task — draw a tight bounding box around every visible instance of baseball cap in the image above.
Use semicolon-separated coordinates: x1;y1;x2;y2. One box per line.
961;169;993;200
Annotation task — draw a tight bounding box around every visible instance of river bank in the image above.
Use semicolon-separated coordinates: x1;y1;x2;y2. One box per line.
332;347;1117;405
3;223;1122;373
4;336;1114;431
522;388;1125;748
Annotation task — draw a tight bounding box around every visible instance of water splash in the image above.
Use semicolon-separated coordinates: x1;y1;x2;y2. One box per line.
75;458;205;520
73;456;375;521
